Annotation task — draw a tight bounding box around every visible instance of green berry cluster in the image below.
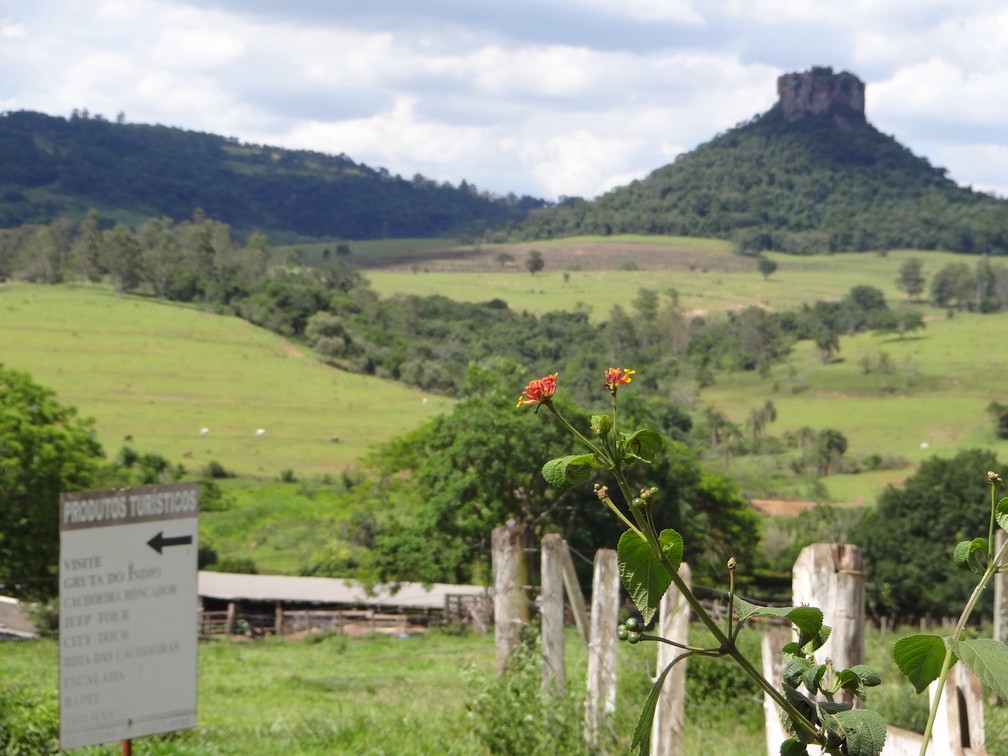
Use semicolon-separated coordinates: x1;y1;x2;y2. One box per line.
616;616;642;644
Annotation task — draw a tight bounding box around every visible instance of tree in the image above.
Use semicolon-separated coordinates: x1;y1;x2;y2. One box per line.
814;429;847;476
756;256;778;280
987;401;1008;440
895;257;925;300
103;223;143;296
526;249;544;275
812;324;840;364
365;360;758;587
0;367;105;601
70;209;105;282
930;262;974;308
856;449;998;620
872;309;925;339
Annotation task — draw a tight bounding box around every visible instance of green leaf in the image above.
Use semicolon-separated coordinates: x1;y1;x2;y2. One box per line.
952;538;988;574
621;428;664;463
618;530;672;625
833;708;887;756
849;664;882;688
541;453;597;489
996;496;1008;533
630;659;677;756
590;414;612;439
779;740;809;756
950;638;1008;700
802;663;826;695
733;596;824;649
838;664;882;699
892;634;950;694
658;528;684;572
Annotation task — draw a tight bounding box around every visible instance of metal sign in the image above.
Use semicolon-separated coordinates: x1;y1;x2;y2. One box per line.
59;483;199;749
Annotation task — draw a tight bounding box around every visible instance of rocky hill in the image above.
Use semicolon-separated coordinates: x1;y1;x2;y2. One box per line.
509;67;1008;254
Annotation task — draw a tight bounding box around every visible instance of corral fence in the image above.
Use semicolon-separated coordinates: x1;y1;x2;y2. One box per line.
492;526;997;756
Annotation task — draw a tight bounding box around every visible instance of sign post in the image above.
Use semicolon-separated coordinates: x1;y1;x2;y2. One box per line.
59;482;199;750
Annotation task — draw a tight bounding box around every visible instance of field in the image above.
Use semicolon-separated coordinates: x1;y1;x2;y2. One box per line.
364;236;972;320
365;237;1008;504
0;283;453;478
701;308;1008;503
2;624;1004;755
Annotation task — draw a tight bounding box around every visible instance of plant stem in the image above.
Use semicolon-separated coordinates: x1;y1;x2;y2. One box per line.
544;401;608;461
918;534;1008;756
607;469;823;745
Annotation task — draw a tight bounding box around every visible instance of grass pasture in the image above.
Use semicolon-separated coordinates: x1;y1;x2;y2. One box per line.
0;283;452;478
365;238;971;320
2;624;1005;755
700;310;1008;503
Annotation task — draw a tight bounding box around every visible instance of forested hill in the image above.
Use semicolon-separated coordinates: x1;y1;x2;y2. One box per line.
509;74;1008;255
0;110;544;239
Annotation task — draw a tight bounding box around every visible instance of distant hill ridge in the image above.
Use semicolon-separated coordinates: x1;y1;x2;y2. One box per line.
0;109;544;239
508;67;1008;255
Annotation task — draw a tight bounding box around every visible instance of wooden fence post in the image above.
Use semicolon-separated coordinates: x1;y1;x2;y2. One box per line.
585;548;619;746
492;523;531;676
559;540;590;645
651;563;691;756
791;543;865;674
541;533;565;695
761;625;791;756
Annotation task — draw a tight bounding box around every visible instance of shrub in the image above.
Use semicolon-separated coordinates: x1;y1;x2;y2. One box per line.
466;638;591;755
0;685;59;754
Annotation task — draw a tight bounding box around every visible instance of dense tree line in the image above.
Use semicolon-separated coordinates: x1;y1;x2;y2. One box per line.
0;110;544;238
505;105;1008;255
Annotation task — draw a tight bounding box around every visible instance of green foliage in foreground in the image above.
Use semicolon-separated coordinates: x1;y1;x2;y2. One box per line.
0;365;104;601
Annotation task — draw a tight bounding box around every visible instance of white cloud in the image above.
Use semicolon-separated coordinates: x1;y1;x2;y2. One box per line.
1;0;1006;200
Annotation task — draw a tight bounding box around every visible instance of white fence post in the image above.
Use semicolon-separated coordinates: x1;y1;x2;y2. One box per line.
791;543;865;674
585;548;619;746
764;542;987;756
492;523;531;676
761;625;791;755
541;533;565;695
651;563;691;756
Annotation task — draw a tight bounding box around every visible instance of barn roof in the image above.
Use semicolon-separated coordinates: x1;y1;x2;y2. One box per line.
197;571;489;611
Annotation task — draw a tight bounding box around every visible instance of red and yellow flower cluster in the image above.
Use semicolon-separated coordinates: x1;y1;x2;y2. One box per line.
516;372;558;408
604;367;635;392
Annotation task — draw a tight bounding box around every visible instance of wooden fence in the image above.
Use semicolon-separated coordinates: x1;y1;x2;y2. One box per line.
492;531;999;756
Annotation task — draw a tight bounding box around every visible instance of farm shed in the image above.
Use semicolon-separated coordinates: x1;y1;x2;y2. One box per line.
0;595;37;639
197;572;491;636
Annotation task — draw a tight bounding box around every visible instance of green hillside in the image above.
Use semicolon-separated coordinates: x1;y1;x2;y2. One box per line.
0;283;452;477
0;110;543;238
509;97;1008;255
364;238;968;319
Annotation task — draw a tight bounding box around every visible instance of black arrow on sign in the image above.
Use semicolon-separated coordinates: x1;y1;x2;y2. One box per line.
147;531;193;554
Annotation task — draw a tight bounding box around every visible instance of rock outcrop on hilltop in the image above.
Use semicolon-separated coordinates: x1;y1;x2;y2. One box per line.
777;66;866;127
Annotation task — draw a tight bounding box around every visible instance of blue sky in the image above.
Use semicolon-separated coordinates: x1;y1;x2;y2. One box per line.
2;1;1006;200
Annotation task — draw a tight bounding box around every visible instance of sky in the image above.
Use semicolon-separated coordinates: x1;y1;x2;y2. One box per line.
2;1;1007;202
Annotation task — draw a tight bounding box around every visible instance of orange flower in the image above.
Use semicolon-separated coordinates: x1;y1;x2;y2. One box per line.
517;372;558;408
604;367;635;392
